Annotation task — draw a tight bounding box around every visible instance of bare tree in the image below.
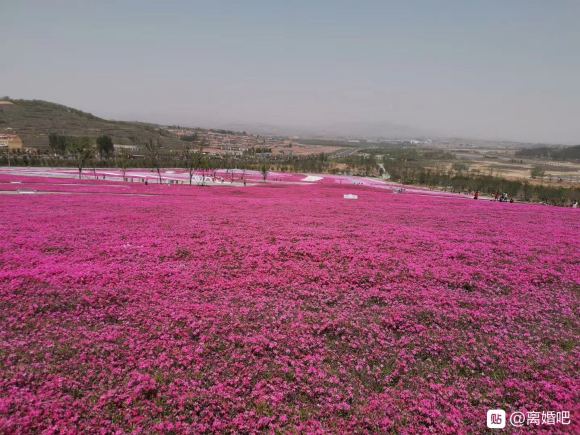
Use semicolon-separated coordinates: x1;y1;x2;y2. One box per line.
181;136;205;185
68;137;93;179
198;140;208;186
116;148;132;181
143;139;163;184
199;153;208;186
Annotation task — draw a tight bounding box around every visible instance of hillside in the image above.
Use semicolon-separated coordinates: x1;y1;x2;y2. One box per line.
0;99;184;149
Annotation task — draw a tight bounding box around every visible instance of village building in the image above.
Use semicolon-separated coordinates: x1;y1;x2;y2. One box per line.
0;133;24;151
0;100;15;110
114;144;139;151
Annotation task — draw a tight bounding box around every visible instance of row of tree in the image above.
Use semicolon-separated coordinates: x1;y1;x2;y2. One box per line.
384;165;579;205
515;145;580;162
45;133;252;185
49;134;115;159
5;135;579;204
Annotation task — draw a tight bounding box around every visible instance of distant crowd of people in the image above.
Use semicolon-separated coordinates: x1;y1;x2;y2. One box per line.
472;191;579;207
472;191;514;203
494;192;514;203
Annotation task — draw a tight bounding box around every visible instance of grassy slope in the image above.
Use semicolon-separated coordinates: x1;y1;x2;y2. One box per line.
0;99;183;149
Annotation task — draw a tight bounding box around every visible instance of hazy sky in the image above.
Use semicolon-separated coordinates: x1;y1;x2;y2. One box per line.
1;1;579;143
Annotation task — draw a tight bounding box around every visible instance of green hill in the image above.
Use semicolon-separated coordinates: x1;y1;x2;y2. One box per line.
0;99;183;149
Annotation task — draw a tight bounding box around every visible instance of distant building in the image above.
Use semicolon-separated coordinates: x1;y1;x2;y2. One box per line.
0;133;24;151
114;144;138;151
0;101;15;114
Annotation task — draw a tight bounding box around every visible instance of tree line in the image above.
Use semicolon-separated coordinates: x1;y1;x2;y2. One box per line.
515;145;580;162
2;134;578;205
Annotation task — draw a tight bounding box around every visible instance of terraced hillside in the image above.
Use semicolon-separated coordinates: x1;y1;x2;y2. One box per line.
0;99;183;149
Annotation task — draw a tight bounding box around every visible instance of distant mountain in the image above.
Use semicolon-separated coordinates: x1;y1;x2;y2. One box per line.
0;99;183;149
219;120;431;140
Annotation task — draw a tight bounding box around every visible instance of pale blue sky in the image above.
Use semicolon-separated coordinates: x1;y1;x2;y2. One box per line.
1;1;579;143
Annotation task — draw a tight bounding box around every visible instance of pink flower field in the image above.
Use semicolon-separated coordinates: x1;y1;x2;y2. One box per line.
0;175;578;433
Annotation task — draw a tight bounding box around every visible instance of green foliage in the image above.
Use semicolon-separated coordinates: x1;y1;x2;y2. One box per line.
180;134;199;142
48;133;69;155
530;166;545;179
452;162;469;172
393;168;578;205
67;137;94;178
209;129;241;135
516;145;580;162
278;153;330;173
337;154;376;175
96;135;114;159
